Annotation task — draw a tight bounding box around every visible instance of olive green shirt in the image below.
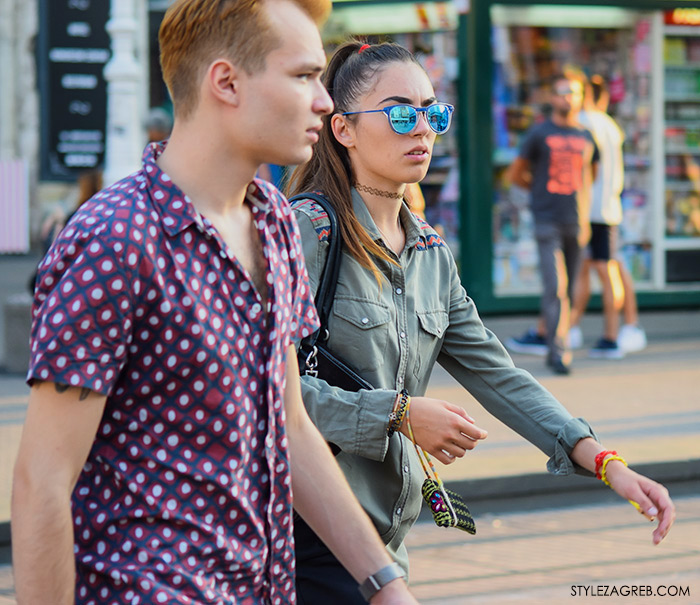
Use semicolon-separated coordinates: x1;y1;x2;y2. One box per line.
292;189;596;573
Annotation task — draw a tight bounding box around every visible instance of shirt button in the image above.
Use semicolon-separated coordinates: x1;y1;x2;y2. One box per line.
437;327;442;334
403;465;409;473
400;331;406;339
396;507;402;515
396;287;403;295
397;376;403;385
361;317;369;325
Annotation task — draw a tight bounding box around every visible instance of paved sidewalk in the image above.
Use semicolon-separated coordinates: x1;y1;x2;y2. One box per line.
406;493;700;604
2;494;698;603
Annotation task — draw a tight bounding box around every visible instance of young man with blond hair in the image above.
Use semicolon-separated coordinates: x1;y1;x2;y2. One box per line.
11;0;417;603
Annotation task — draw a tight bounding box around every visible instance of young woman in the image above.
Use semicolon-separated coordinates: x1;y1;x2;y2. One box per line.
288;40;674;603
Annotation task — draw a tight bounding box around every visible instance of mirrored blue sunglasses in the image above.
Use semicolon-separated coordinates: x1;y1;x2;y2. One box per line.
342;103;454;135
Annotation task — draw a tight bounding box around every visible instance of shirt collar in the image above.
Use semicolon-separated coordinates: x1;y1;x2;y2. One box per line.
350;187;424;250
141;142;272;238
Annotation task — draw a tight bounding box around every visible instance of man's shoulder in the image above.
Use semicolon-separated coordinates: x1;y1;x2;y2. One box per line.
70;173;154;233
48;170;159;269
521;120;553;149
528;119;555;135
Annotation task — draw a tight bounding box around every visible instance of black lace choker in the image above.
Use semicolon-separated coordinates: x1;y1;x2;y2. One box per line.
354;183;403;200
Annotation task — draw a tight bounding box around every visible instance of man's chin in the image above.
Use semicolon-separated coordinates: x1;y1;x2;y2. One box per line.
280;147;314;168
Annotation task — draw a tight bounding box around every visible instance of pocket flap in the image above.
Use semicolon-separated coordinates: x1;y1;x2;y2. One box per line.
334;297;391;329
416;310;449;336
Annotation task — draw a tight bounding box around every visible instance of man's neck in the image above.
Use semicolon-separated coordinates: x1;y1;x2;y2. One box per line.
551;111;578;128
156;120;257;218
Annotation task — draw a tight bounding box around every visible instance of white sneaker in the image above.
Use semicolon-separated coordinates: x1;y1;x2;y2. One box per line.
568;325;583;349
618;324;647;353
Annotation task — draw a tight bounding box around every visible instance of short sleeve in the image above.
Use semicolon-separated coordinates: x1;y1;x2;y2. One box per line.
519;126;540;162
27;227;134;396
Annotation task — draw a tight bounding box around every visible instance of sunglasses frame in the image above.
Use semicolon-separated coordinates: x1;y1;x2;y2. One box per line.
342;102;455;135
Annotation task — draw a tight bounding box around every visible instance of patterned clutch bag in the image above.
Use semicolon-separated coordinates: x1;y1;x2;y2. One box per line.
421;478;476;534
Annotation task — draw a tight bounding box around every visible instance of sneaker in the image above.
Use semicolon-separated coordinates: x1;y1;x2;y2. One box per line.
589;338;625;360
618;324;647;353
568;325;583;349
547;357;571;375
505;329;548;356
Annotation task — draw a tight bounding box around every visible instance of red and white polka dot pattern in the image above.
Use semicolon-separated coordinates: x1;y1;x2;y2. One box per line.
28;143;319;604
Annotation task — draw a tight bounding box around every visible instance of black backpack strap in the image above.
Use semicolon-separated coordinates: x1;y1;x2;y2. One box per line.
289;192;342;334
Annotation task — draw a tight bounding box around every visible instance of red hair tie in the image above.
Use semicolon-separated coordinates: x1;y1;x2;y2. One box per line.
358;44;371;54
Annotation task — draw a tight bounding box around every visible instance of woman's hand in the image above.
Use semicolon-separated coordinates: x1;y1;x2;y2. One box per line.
603;461;676;545
399;396;487;465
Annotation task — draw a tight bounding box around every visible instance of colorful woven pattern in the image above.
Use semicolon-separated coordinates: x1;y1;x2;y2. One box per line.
421;479;476;534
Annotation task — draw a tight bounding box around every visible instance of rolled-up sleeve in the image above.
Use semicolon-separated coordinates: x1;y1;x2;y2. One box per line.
299;376;397;460
437;250;597;476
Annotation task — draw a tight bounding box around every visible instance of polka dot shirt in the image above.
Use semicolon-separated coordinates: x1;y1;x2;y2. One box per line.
27;143;320;604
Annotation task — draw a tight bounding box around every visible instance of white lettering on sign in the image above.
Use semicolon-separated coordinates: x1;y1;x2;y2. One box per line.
64;154;98;167
67;22;91;37
61;74;99;90
68;100;92;116
57;142;104;153
49;48;110;64
59;130;103;142
68;0;91;10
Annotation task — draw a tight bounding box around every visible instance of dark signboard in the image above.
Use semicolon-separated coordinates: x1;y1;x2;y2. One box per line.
38;0;111;180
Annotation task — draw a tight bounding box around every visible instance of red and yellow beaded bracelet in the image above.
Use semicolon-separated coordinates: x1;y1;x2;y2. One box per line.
594;450;642;513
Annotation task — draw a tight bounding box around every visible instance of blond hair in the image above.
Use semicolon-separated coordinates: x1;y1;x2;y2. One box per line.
159;0;331;118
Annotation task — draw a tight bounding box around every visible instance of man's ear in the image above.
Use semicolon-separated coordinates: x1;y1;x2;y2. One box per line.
331;114;355;150
206;58;240;107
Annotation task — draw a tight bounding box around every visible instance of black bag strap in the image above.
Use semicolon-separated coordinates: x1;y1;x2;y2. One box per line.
289;192;342;338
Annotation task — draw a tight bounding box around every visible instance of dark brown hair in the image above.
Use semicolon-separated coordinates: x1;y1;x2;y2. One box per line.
287;40;422;280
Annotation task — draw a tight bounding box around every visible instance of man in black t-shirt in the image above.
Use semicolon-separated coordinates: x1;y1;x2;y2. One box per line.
506;74;599;375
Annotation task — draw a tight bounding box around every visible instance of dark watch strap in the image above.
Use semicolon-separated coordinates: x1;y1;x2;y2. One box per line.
358;562;406;601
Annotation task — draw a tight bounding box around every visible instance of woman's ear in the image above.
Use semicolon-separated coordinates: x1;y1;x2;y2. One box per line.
331;114;355;149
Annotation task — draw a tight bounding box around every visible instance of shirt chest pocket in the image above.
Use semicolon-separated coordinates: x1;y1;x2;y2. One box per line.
330;297;393;378
413;309;449;378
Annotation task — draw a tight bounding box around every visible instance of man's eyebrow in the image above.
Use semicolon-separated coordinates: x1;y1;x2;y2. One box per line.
299;62;325;73
378;95;438;106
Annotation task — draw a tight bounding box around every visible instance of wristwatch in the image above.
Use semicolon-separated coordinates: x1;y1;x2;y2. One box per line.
358;562;406;601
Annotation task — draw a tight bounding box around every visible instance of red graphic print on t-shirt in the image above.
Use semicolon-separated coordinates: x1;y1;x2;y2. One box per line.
545;134;589;195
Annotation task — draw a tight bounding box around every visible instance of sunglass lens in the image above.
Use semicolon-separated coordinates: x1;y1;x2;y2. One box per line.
427;104;451;134
389;105;417;134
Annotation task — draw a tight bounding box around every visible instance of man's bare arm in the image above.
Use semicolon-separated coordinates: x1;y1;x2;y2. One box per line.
506;156;532;190
283;346;417;603
12;381;107;604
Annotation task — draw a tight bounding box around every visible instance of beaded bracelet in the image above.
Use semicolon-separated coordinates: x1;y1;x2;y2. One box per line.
600;454;627;487
387;389;410;437
594;449;617;479
596;451;643;513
